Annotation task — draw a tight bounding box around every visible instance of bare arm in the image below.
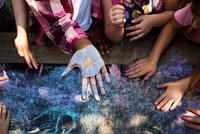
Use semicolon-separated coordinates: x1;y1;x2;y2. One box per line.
12;0;38;69
102;0;124;44
149;17;183;63
149;10;175;28
12;0;28;39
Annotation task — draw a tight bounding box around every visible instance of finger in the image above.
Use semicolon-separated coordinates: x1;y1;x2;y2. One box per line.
2;105;6;120
96;73;106;96
81;77;88;100
125;25;140;31
157;96;171;110
29;53;38;69
113;18;124;25
130;33;144;41
187;107;200;116
61;62;73;78
182;116;200;125
131;16;143;24
99;41;106;55
127;70;145;78
155;93;167;106
103;40;110;54
126;67;141;76
161;99;174;112
24;50;33;69
184;123;200;131
90;77;100;102
144;71;154;80
6;111;10;123
157;83;170;89
111;5;125;12
126;64;140;73
170;99;181;111
101;66;111;83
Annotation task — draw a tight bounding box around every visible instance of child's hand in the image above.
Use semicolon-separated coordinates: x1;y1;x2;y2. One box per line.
154;81;187;112
126;15;153;41
14;36;38;69
61;45;111;102
86;18;112;55
182;107;200;131
109;4;125;28
0;105;10;134
125;57;157;80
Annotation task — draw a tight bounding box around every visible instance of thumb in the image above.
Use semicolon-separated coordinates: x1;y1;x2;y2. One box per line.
157;82;170;89
14;39;24;57
15;45;24;57
131;16;142;24
61;62;73;78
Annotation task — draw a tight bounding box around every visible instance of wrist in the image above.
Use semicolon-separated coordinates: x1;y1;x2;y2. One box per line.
16;27;27;38
73;38;92;52
178;77;191;90
148;54;159;65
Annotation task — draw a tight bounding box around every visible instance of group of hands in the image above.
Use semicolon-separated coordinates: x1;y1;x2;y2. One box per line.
12;4;200;132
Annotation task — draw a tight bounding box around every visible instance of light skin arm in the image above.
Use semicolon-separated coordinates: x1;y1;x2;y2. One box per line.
149;18;183;64
126;17;183;80
12;0;38;69
102;0;124;44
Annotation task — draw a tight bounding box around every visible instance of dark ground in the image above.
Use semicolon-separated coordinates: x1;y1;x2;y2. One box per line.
0;62;199;134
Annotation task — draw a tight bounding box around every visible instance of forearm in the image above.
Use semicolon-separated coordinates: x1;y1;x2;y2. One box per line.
105;25;124;43
151;11;175;28
102;0;124;44
12;0;28;37
149;18;181;63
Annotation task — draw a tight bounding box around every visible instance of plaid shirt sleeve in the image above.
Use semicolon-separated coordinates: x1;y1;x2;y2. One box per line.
25;0;87;54
92;0;103;19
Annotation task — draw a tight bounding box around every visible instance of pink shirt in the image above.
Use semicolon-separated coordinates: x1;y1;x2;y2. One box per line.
174;3;200;44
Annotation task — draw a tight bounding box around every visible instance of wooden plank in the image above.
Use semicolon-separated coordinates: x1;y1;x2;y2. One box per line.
0;32;200;65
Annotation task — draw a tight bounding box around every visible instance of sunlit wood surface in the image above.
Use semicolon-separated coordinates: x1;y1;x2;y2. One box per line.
0;32;199;65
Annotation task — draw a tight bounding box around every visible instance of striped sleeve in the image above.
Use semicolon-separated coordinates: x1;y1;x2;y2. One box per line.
25;0;87;54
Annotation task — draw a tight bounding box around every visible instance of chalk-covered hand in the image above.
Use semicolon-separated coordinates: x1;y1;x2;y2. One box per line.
182;107;200;131
61;45;110;102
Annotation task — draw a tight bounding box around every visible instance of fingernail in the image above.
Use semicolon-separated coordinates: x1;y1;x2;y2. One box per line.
95;95;100;102
101;88;106;96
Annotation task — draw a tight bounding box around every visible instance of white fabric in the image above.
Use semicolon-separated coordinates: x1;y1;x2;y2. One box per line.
72;0;93;31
